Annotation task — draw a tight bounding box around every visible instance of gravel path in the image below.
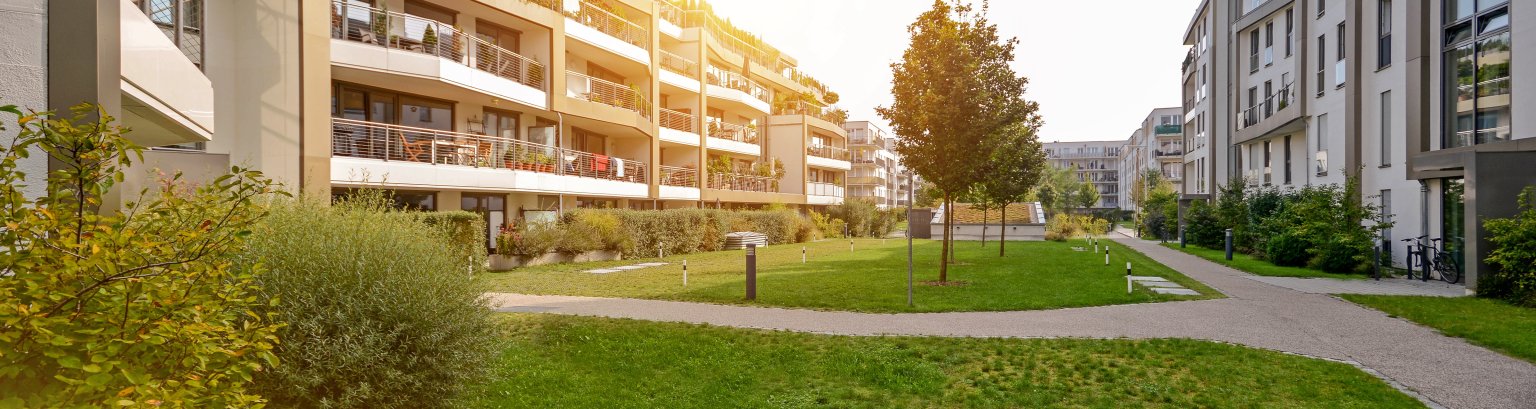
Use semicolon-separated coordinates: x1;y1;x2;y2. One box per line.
488;233;1536;409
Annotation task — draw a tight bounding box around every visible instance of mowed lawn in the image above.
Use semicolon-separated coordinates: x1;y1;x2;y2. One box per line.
482;238;1220;313
1162;243;1369;280
471;314;1423;408
1343;295;1536;363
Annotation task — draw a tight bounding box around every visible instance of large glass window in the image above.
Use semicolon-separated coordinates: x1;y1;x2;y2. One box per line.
1379;0;1392;69
1441;178;1465;274
1381;91;1392;166
1443;1;1510;149
132;0;204;68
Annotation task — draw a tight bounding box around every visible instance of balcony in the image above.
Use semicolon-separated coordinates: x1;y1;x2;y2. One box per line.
119;0;215;146
658;50;700;91
329;118;648;196
705;66;771;113
562;0;651;64
330;1;548;109
655;0;686;37
807;182;845;205
1155;149;1184;158
708;173;779;193
1238;81;1295;130
566;71;652;119
775;100;847;127
1154;124;1182;135
705;121;760;156
659;165;700;200
807;144;852;171
658;108;699;146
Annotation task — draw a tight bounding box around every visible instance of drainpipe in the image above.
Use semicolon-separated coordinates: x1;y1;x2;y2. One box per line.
1420;180;1430;241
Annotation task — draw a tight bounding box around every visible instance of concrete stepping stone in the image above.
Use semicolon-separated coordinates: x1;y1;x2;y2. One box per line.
612;265;648;270
1150;287;1200;296
1128;276;1171;282
1140;281;1185;288
586;269;622;274
634;262;669;267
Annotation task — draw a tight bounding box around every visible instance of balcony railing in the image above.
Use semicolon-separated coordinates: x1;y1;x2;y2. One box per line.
851;156;877;164
330;118;646;183
705;66;770;104
707;120;759;145
331;1;546;89
659;108;696;133
775;100;844;124
656;0;686;27
660;165;696;187
708;173;778;193
659;50;698;79
807;144;849;161
1154;124;1182;135
807;182;844;197
1239;82;1294;129
566;0;649;50
1155;149;1184;157
567;71;652;118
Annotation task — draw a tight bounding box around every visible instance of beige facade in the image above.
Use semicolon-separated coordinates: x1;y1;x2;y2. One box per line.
1179;0;1532;289
7;0;850;252
1044;140;1122;209
843;121;903;209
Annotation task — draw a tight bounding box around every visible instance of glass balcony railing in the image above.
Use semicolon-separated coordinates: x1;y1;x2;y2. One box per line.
331;1;546;90
1154;124;1182;135
330;118;646;183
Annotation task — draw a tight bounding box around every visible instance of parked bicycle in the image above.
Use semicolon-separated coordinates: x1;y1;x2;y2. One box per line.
1401;235;1461;284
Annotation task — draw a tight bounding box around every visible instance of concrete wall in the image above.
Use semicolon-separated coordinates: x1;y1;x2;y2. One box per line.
0;0;47;200
932;223;1046;242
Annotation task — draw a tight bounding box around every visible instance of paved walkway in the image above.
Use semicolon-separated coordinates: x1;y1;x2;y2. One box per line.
488;233;1536;409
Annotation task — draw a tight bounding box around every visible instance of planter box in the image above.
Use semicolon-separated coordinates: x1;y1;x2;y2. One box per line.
489;250;621;271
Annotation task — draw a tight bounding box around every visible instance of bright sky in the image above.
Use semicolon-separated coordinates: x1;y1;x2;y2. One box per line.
706;0;1201;143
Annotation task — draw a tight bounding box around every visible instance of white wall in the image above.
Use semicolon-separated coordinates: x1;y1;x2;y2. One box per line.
0;0;47;199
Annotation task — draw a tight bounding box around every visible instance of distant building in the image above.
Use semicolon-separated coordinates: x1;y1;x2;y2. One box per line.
1119;107;1184;212
1043;141;1123;209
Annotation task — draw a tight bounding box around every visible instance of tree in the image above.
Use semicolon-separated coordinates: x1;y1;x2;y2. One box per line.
878;0;1039;282
976;122;1045;256
1076;181;1100;210
1036;166;1080;216
0;104;282;406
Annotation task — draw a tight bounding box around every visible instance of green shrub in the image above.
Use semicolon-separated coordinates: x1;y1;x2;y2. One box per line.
1483;186;1536;307
560;209;627;253
1044;230;1066;242
557;208;812;259
1265;232;1311;267
1185;200;1224;248
412;210;487;267
497;219;562;256
0;105;281;407
829;199;879;237
1213;177;1251;250
245;198;500;408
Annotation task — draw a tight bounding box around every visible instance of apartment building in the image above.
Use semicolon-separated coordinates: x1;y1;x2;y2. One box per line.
1044;140;1122;209
3;0;849;252
1180;0;1531;290
1116;108;1183;212
844;121;902;209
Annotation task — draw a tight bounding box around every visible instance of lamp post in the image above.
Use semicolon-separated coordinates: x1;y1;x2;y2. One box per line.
906;171;915;307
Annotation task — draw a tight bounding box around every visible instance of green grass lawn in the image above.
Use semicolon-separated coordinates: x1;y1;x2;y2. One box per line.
481;238;1220;313
471;314;1423;408
1161;243;1368;280
1342;295;1536;363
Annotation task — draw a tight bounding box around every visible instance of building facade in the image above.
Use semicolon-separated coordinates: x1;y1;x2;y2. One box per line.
1180;0;1531;290
1044;140;1122;209
3;0;850;252
844;121;900;209
1117;108;1183;212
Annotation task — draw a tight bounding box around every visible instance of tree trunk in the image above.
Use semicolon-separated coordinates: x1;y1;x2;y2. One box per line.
999;204;1007;257
939;193;951;282
981;206;987;247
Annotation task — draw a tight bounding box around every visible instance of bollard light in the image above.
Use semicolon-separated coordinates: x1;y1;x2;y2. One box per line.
745;244;757;300
1224;228;1234;261
802;246;807;263
682;259;688;287
1126;262;1132;294
1105;246;1110;266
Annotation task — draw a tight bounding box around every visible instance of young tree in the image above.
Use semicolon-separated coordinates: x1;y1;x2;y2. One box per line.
878;0;1039;281
977;122;1045;256
1076;182;1101;211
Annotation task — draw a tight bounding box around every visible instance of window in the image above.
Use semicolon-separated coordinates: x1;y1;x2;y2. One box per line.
1380;91;1392;166
1316;113;1329;175
1316;34;1327;95
1264;22;1275;66
1263;141;1273;184
1442;1;1511;149
1250;30;1261;72
1285;9;1294;56
1283;135;1293;184
1336;23;1347;87
1264;81;1274;117
1378;0;1392;69
132;0;205;68
1317;0;1326;17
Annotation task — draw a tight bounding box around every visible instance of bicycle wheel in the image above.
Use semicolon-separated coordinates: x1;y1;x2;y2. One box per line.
1434;253;1461;284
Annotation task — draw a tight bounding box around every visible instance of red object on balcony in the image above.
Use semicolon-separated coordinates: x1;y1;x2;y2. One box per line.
594;154;609;171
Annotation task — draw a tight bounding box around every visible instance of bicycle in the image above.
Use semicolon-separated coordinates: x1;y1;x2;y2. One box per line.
1400;236;1422;281
1425;238;1462;284
1402;235;1461;284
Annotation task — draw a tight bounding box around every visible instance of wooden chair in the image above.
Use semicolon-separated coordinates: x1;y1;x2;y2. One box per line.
396;130;431;162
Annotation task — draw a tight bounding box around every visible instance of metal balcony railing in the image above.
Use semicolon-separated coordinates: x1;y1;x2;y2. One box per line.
851;156;877;164
659;50;698;79
660;165;696;187
659;108;696;133
705;65;770;104
708;172;779;193
1155;149;1184;157
331;1;546;89
775;100;844;124
330;118;646;183
567;0;649;50
567;71;652;118
707;120;759;145
656;0;686;27
807;182;844;197
1239;82;1294;129
807;144;849;161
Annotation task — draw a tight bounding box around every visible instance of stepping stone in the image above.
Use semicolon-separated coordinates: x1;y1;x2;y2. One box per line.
612;265;648;270
634;262;669;267
586;269;622;274
1070;247;1086;252
1128;276;1171;282
1139;281;1185;288
1150;287;1201;296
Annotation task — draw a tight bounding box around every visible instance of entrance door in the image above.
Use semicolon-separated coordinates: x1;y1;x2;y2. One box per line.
461;194;506;251
1440;178;1466;275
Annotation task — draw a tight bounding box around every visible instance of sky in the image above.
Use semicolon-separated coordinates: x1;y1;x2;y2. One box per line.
705;0;1202;143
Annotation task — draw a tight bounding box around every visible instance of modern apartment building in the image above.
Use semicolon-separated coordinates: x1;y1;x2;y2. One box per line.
3;0;850;252
1116;108;1183;212
1180;0;1531;289
844;120;902;209
1043;140;1122;209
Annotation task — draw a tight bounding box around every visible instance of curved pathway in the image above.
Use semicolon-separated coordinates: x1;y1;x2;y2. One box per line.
488;234;1536;409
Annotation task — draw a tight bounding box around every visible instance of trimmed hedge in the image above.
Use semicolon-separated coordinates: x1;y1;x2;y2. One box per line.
499;208;818;259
